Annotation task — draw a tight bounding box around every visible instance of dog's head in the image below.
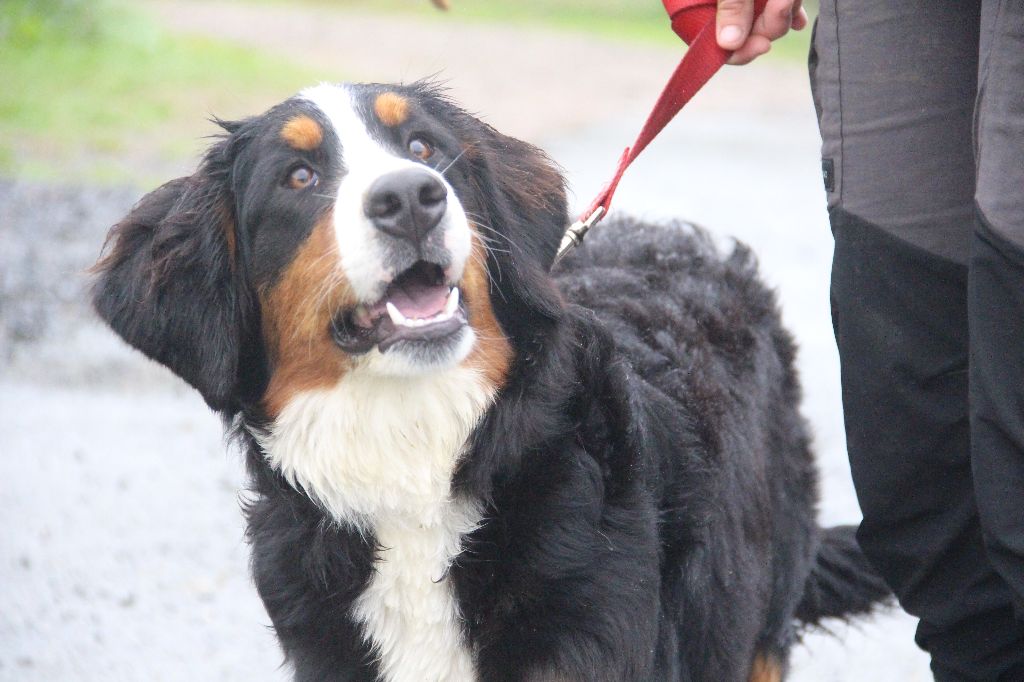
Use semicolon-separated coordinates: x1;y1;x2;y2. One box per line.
93;82;567;416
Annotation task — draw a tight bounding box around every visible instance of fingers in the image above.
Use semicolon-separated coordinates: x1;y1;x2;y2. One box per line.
720;0;806;65
754;0;800;41
792;3;809;31
716;0;755;51
727;35;771;65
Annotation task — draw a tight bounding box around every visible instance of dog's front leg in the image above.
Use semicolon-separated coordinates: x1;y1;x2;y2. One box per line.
456;447;663;682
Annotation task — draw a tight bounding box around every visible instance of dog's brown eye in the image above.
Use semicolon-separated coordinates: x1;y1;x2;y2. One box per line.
287;165;317;190
408;138;433;161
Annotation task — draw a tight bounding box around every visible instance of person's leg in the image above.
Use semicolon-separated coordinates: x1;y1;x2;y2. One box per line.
811;1;1024;678
970;0;1024;621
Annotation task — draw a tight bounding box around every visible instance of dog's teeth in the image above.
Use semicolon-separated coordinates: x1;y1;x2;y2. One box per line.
444;288;460;316
385;302;408;326
385;292;460;330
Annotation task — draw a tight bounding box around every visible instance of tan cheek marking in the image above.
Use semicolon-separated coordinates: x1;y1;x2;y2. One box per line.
280;115;323;151
260;217;356;417
463;228;514;390
374;92;410;127
749;653;783;682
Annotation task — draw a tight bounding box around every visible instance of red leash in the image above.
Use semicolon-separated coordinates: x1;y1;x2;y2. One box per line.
553;0;768;265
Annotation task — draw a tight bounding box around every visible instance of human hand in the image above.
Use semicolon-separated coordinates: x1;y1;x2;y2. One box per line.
716;0;807;65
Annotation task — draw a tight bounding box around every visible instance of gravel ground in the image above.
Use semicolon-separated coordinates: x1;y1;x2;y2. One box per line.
1;4;932;680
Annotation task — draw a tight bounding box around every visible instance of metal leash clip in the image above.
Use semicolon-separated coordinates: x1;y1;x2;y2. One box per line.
552;205;606;267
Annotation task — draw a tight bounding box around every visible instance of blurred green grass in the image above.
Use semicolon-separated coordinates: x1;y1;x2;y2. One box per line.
0;0;330;184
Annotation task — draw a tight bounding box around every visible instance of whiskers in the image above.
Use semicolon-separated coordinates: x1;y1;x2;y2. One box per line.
434;147;468;177
466;233;507;304
465;216;517;258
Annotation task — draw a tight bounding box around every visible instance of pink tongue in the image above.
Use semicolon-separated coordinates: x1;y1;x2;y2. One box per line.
388;282;449;319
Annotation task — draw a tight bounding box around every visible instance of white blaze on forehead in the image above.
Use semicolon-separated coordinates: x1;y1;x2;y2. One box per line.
299;83;472;304
301;83;407;181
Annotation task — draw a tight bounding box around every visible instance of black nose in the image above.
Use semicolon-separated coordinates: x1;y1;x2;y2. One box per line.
364;168;448;245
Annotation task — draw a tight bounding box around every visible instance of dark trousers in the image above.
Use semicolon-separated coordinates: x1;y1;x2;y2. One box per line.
810;1;1024;679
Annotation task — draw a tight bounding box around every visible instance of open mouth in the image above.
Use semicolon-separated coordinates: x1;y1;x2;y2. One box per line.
331;261;467;354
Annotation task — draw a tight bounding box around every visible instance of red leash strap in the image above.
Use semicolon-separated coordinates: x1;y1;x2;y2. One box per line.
553;0;768;265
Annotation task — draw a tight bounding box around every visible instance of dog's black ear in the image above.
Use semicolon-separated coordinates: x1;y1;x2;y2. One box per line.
92;144;244;412
469;127;571;341
481;130;569;272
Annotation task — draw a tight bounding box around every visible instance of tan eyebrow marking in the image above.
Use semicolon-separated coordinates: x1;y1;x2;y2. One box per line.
374;92;409;127
280;115;323;151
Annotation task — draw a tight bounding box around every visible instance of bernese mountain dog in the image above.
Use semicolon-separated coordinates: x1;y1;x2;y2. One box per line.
92;82;889;681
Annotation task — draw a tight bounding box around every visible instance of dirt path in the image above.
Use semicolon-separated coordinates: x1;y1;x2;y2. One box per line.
149;0;811;143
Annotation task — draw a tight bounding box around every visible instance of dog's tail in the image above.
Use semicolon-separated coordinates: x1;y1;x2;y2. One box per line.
794;524;892;626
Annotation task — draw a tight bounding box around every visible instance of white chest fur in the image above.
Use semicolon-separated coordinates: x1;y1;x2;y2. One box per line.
256;364;493;682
